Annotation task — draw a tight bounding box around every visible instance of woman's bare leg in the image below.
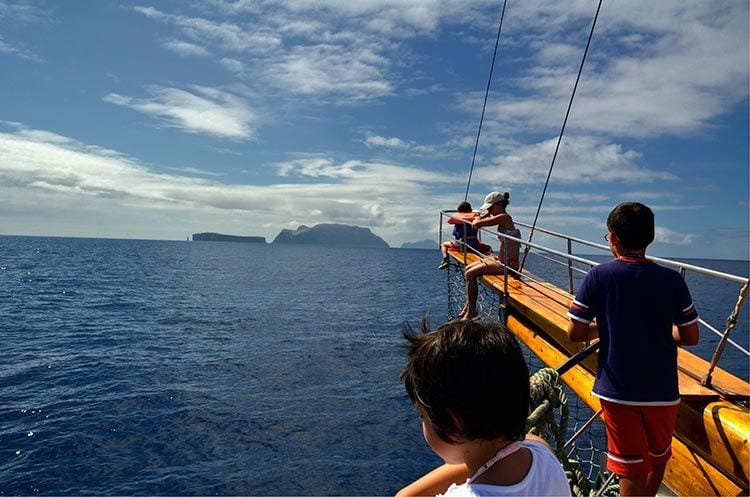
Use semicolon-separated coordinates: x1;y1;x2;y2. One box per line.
463;259;505;319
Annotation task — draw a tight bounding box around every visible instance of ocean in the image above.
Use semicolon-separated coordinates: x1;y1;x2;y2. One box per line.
0;236;747;495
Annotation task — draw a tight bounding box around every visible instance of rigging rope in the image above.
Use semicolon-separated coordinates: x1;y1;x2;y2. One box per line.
464;0;508;202
520;0;604;271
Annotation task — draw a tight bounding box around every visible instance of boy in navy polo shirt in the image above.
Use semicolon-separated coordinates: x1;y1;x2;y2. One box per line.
566;202;699;497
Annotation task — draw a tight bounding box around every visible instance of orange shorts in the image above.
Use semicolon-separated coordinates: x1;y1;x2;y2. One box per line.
600;399;679;477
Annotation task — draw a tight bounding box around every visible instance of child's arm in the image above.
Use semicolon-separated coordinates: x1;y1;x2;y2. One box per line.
672;322;699;346
395;464;469;497
567;320;599;342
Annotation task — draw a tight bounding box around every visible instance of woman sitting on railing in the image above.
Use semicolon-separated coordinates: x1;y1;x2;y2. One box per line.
459;191;521;320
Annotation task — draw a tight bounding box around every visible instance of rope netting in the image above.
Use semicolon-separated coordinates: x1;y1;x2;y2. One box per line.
445;262;618;496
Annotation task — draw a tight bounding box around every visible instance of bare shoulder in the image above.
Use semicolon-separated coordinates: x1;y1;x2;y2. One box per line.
495;213;515;229
484;212;511;225
524;434;553;451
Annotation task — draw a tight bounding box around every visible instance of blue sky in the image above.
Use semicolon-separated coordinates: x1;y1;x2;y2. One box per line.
0;0;748;260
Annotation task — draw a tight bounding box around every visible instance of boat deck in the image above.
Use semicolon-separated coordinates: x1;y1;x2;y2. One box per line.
448;249;749;496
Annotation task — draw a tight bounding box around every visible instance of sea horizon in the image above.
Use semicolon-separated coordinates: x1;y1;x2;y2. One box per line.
1;234;748;264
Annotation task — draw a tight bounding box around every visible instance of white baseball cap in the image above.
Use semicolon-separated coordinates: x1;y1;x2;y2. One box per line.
480;191;506;210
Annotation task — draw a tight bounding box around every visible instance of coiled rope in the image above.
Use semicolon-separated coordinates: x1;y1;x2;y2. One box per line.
527;367;619;497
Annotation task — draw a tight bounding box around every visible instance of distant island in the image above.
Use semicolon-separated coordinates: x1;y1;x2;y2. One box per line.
192;232;266;243
272;223;389;248
400;239;439;250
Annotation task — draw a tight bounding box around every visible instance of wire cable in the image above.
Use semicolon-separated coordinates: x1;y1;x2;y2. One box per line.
521;0;604;271
464;0;509;202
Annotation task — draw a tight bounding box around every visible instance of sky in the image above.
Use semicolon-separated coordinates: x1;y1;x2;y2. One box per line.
0;0;748;260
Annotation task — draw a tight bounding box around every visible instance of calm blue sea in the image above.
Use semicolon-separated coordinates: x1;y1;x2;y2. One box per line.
0;236;747;495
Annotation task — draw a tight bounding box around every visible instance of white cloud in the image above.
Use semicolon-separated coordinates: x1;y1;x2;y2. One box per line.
275;156;456;186
0;123;722;253
0;34;42;62
134;5;396;101
206;0;474;35
477;0;749;139
132;0;746;127
0;1;51;24
545;191;609;203
0;125;458;241
363;134;444;156
163;39;210;57
168;166;224;177
134;6;281;54
268;44;393;100
365;135;409;150
655;226;695;245
474;136;676;185
220;57;247;74
103;85;258;140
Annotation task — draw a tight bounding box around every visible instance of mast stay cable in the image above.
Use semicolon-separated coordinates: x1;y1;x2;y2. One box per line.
464;0;509;202
520;0;604;271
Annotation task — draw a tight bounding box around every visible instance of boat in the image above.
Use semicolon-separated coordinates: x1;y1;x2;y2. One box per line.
440;220;749;496
436;1;749;494
439;0;750;490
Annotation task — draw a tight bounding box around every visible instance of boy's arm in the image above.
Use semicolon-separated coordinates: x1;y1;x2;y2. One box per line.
673;322;699;346
395;464;469;497
567;320;599;342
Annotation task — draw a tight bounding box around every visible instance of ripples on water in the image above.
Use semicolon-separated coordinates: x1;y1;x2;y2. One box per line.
0;236;747;495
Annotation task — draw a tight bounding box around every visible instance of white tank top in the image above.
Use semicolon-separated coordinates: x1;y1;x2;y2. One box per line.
438;440;571;497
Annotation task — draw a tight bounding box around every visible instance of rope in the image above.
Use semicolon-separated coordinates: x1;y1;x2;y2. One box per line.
527;368;569;457
527;367;619;497
520;0;604;271
464;0;509;202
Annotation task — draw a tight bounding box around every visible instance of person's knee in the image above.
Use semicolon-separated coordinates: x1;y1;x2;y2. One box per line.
464;268;482;279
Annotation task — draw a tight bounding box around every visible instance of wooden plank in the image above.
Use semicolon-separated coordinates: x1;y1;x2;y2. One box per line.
678;373;720;400
678;348;750;398
504;277;599;373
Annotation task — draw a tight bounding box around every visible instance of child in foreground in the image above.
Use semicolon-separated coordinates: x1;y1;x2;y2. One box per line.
398;319;571;496
439;201;480;270
567;202;700;496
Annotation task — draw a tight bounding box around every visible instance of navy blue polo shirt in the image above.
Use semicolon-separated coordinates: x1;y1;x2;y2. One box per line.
567;256;699;405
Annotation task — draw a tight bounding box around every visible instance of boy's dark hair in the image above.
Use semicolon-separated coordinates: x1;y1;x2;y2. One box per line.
606;202;655;250
457;201;472;213
400;318;530;444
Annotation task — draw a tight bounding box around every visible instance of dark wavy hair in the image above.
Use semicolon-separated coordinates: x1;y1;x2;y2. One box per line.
606;202;655;251
399;317;530;444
